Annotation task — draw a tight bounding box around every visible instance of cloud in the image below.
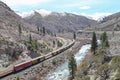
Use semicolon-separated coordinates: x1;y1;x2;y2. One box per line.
1;0;53;6
56;3;91;10
55;0;98;9
55;3;81;8
80;6;91;10
80;12;112;20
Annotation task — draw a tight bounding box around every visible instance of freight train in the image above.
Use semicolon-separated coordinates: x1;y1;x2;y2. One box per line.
0;40;75;78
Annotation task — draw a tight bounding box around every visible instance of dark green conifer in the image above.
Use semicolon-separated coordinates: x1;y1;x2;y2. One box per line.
68;55;77;79
91;32;97;54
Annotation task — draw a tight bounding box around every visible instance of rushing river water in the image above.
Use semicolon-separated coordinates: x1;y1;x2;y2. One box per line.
45;44;91;80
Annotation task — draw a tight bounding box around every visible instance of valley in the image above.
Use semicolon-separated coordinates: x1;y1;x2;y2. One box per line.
0;0;120;80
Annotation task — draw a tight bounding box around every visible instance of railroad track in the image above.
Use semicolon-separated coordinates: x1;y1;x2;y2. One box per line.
1;38;75;80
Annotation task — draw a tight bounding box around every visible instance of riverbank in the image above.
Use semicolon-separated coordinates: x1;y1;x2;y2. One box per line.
40;40;90;80
42;40;90;80
45;41;91;80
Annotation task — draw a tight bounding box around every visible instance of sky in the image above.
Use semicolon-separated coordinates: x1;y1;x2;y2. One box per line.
1;0;120;20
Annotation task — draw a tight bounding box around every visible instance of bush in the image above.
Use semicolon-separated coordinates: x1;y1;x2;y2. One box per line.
95;62;111;79
111;56;120;69
57;40;63;47
77;60;88;75
115;67;120;79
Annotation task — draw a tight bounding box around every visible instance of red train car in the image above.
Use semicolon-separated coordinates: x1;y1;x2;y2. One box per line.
14;60;32;72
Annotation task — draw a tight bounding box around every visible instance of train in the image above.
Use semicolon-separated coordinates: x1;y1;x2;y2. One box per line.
0;40;75;78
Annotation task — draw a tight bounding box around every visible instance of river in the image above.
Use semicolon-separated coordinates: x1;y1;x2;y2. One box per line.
45;44;91;80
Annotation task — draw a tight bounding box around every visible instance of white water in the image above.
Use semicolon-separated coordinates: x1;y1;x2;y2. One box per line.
45;44;91;80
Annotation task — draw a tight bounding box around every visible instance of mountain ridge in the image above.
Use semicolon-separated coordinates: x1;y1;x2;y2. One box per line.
85;11;120;31
22;10;98;33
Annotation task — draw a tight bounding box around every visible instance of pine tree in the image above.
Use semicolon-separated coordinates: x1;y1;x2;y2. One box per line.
102;32;107;44
68;55;77;80
18;24;22;36
43;27;45;36
31;40;38;51
53;40;55;47
35;40;38;50
37;26;40;33
73;32;76;40
101;32;110;48
91;32;97;55
29;34;32;43
104;39;110;48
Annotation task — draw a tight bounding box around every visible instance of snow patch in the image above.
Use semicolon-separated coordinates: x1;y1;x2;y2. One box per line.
35;9;52;17
17;11;34;18
80;12;112;21
61;12;67;16
17;9;52;18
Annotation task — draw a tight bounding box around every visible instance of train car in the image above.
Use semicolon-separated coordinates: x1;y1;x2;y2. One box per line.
45;53;52;59
32;55;45;64
60;48;64;53
55;49;61;55
40;56;45;62
14;60;32;72
51;47;61;56
51;50;58;56
32;57;39;65
0;66;13;78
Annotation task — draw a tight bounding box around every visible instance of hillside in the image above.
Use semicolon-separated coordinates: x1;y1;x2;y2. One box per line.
74;11;120;79
0;1;58;67
75;31;120;80
21;10;97;33
85;12;120;31
0;1;37;41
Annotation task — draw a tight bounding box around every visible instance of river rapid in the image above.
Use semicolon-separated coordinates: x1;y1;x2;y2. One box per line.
45;44;91;80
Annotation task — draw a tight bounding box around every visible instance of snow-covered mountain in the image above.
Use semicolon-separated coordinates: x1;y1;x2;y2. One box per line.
86;12;120;31
17;9;98;33
17;9;112;22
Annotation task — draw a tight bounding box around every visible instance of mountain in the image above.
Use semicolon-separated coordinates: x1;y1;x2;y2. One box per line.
86;12;120;31
0;1;41;59
0;1;56;62
0;1;39;40
101;12;120;22
19;10;97;33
